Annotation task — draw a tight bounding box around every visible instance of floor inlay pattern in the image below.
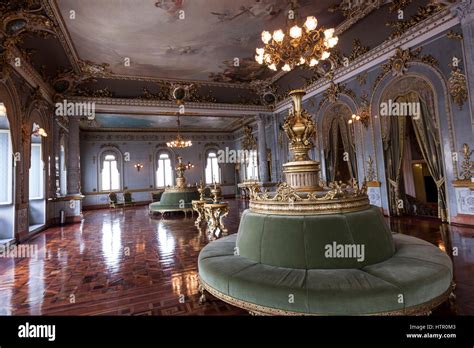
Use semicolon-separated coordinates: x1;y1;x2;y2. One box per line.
0;200;472;316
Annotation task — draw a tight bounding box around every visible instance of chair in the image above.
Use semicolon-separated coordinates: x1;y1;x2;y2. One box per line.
123;191;134;207
108;192;118;209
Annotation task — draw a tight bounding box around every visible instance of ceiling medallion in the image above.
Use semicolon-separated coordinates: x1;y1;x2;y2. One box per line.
255;10;338;72
166;113;192;148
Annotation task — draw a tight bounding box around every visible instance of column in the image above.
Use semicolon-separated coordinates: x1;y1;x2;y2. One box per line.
67;117;81;195
454;1;474;130
50;119;60;197
272;113;280;181
256;114;269;183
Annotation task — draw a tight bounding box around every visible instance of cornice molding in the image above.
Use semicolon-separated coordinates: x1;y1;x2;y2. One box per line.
274;6;459;113
67;96;268;114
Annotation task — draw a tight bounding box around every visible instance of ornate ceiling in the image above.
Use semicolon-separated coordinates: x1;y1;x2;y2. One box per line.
0;0;453;132
81;113;245;132
53;0;344;84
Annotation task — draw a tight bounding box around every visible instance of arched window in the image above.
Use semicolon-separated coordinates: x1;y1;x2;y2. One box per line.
0;103;12;204
59;135;67;196
156;152;173;188
29;123;44;199
205;150;220;184
245;150;258;180
100;151;121;191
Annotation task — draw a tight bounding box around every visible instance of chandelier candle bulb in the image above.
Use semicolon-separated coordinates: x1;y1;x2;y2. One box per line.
304;16;317;31
261;31;272;44
289;25;302;39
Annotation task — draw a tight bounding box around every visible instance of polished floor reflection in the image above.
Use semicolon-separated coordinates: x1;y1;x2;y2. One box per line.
0;199;473;315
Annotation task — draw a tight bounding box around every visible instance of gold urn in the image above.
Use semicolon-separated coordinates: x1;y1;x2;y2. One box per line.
282;89;321;192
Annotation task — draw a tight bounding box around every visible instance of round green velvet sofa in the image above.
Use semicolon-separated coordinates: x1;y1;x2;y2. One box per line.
149;189;199;216
198;206;453;315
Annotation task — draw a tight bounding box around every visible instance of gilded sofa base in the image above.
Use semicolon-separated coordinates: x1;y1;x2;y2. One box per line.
149;207;194;217
199;276;454;316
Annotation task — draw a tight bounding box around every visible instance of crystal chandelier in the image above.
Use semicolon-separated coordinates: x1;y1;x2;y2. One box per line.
255;14;338;72
167;113;192;148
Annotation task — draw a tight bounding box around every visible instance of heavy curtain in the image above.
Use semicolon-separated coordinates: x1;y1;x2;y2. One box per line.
409;92;448;222
383;95;407;216
383;91;447;221
325;117;358;182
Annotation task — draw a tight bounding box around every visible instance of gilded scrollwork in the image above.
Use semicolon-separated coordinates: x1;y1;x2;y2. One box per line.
458;144;473;180
448;67;468;110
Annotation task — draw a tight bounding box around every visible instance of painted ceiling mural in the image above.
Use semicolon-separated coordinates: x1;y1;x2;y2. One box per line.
84;113;243;131
55;0;343;83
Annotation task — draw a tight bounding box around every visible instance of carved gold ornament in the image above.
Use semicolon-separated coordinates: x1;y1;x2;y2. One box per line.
366;156;377;182
248;179;370;215
459;144;473;180
241;125;257;151
448;68;468;110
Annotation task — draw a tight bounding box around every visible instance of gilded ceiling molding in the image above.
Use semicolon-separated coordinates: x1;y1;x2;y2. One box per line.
349;39;370;61
386;2;445;40
329;0;382;22
448;67;468;110
75;87;115;98
446;30;463;40
387;0;413;13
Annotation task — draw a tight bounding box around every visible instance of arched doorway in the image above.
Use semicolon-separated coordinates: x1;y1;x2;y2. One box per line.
0;102;15;242
379;76;447;221
28;122;47;231
322;103;358;183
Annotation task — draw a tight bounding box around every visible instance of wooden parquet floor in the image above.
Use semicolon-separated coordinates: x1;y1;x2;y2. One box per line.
0;199;473;316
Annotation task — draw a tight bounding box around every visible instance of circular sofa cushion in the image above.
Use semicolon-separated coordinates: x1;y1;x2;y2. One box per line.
236;206;395;269
149;190;199;211
198;233;453;315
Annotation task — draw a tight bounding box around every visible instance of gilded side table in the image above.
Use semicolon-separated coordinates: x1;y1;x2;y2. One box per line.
203;202;229;240
192;200;207;226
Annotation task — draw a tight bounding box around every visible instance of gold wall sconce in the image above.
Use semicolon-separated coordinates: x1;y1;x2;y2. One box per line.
134;163;144;172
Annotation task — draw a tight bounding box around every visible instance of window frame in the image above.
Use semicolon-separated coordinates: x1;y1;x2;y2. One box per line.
154;149;174;188
204;148;221;184
0;129;13;205
154;149;175;189
29;142;44;200
98;149;123;193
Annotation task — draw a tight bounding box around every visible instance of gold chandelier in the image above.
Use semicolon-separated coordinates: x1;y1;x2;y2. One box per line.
255;15;338;72
167;113;192;148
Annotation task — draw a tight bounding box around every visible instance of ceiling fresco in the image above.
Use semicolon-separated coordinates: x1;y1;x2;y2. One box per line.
54;0;343;84
83;113;244;131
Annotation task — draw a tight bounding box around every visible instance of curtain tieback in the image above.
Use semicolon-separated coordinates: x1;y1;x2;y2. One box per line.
388;178;398;189
435;177;445;189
